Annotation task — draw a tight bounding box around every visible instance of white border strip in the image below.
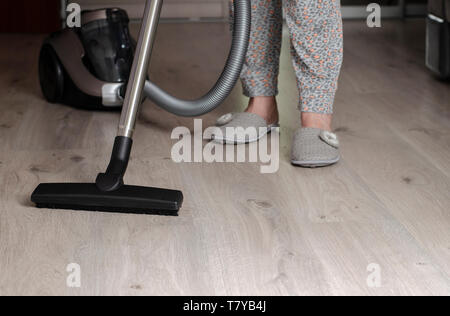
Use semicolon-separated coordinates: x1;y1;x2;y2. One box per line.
73;2;427;21
342;4;426;20
79;2;224;19
428;14;445;24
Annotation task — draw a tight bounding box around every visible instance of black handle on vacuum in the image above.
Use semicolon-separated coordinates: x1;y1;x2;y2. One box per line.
96;136;133;191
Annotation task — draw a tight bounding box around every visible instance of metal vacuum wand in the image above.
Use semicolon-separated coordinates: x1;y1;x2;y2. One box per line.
118;0;163;138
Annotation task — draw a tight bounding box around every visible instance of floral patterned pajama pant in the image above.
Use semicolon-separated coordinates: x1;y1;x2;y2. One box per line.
232;0;344;114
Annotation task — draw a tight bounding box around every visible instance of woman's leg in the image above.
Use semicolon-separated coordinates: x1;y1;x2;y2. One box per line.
284;0;344;131
232;0;283;124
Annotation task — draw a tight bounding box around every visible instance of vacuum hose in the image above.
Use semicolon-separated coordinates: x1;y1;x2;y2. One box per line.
143;0;251;117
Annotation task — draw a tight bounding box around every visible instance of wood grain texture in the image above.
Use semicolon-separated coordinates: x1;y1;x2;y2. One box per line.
0;19;449;296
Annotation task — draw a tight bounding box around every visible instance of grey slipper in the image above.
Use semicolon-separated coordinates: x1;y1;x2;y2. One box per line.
211;112;279;144
291;128;340;168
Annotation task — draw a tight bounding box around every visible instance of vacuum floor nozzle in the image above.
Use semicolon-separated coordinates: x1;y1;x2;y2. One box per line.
31;183;183;216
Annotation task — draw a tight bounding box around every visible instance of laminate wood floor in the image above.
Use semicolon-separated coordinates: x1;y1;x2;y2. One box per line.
0;19;449;296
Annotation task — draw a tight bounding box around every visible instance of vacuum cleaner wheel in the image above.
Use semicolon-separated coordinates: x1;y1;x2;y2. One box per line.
39;44;113;111
39;44;65;103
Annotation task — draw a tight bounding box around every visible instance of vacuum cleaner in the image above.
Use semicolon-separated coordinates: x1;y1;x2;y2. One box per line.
31;0;251;216
38;8;135;110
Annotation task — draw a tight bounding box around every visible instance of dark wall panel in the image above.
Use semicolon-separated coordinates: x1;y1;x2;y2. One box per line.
0;0;61;33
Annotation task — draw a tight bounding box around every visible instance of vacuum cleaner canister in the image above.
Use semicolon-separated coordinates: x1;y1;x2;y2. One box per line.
39;8;135;110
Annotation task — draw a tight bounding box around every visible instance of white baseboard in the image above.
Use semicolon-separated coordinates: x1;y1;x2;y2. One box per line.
80;2;226;20
77;2;427;21
342;4;426;19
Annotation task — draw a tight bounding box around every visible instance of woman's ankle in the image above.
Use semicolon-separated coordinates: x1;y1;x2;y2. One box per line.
301;112;332;131
246;96;279;125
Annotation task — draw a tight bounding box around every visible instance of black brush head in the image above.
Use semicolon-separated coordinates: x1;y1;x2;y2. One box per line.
31;183;183;216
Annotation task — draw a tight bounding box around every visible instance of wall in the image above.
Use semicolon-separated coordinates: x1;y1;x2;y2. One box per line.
0;0;61;33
